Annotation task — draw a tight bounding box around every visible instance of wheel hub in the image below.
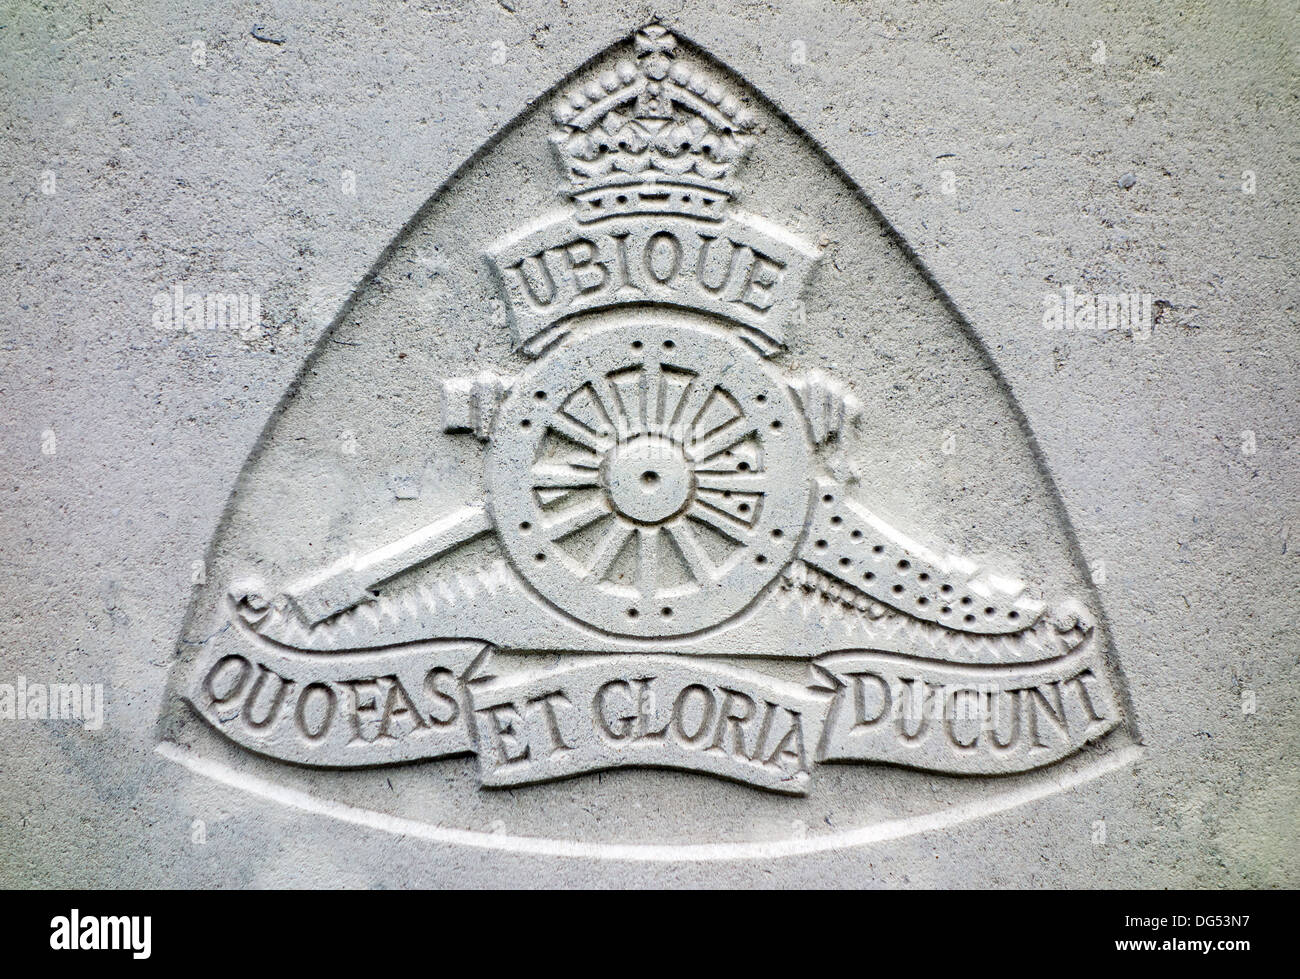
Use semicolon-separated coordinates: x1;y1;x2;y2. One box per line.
603;435;694;525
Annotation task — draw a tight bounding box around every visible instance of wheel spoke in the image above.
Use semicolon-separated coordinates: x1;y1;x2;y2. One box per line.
688;423;756;465
667;377;713;441
586;520;633;579
531;463;601;489
601;375;636;441
637;526;660;597
667;520;714;586
561;382;616;436
695;490;762;527
695;471;768;492
687;500;752;542
547;413;613;454
544;498;608;540
643;360;664;430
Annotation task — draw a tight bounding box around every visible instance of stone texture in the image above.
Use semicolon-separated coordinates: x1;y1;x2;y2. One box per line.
0;0;1296;887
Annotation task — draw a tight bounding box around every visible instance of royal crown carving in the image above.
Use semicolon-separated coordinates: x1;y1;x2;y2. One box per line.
551;25;755;222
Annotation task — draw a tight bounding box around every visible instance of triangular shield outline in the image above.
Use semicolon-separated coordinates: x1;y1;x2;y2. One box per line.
159;20;1141;851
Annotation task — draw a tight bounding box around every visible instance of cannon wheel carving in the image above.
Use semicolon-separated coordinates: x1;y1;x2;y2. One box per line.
487;321;811;638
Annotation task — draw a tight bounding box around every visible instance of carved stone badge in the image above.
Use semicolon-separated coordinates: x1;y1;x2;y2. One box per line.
164;24;1134;838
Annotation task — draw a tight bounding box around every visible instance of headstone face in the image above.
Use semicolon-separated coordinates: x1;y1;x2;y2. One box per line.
160;23;1139;853
12;5;1294;889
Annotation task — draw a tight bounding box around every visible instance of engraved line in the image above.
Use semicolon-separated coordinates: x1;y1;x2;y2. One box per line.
586;521;633;579
577;381;617;436
689;423;756;465
601;374;635;439
666;520;714;584
531;463;602;489
670;377;713;435
169;28;1137;749
544;498;609;540
688;500;752;541
155;741;1142;863
695;471;767;491
549;413;611;454
637;526;660;598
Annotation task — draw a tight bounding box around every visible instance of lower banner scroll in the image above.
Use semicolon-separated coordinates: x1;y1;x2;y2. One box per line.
467;656;829;794
814;649;1119;776
181;623;1120;794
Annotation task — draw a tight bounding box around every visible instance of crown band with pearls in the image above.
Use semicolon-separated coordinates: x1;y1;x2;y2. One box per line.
551;25;755;223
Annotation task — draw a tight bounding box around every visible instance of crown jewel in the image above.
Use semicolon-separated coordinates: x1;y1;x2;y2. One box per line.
551;24;756;222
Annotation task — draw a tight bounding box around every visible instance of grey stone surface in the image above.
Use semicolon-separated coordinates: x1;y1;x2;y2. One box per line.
1;0;1296;887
